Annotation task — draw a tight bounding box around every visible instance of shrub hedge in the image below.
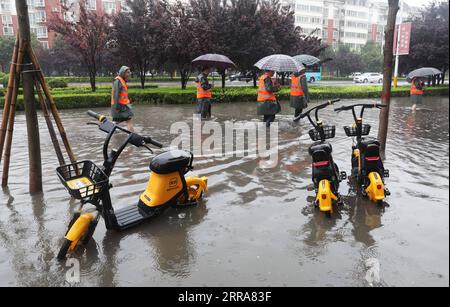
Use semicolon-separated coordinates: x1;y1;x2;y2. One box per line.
1;85;448;111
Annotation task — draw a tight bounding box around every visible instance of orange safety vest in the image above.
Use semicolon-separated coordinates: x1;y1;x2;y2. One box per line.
111;76;130;105
410;83;424;95
290;75;304;97
196;80;212;99
257;75;276;102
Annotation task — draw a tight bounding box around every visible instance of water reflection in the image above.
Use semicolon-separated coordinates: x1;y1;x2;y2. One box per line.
0;97;448;286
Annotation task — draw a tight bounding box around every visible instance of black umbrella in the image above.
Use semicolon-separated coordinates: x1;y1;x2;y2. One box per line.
407;67;442;82
192;53;236;70
293;54;321;66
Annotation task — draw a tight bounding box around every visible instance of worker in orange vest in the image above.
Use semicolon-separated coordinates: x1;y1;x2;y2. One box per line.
111;66;134;132
410;77;425;111
195;67;213;119
290;67;309;118
257;70;280;127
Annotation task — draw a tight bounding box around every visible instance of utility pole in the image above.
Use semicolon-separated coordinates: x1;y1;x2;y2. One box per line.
377;0;400;154
393;0;403;88
16;0;42;193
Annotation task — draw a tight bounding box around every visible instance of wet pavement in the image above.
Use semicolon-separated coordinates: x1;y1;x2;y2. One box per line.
0;96;448;286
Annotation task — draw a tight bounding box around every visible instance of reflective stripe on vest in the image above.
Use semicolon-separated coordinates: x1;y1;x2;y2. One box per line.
410;83;423;95
290;75;304;97
111;76;130;105
257;75;276;102
196;81;212;99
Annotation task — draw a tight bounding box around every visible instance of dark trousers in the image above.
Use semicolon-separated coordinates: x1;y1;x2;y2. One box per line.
195;99;212;119
263;115;276;127
294;108;303;118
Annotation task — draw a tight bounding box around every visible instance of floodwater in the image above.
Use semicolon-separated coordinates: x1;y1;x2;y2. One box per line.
0;97;448;287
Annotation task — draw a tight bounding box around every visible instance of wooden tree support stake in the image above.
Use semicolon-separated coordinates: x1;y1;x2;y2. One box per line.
34;78;66;166
0;36;19;166
27;45;77;165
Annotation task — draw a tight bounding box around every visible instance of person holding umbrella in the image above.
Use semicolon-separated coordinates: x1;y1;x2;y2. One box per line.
290;66;310;118
191;54;237;119
254;54;301;127
195;66;213;119
407;67;442;111
410;77;425;111
257;70;281;127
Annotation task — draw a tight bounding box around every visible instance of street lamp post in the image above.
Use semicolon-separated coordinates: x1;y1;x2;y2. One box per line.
393;0;403;88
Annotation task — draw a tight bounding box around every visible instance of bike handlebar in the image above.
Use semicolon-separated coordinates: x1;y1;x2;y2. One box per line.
87;110;106;122
86;110;163;149
294;99;341;122
334;103;387;112
143;137;163;149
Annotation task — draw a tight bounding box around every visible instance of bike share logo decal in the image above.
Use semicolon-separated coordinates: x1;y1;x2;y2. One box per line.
169;177;178;189
169;115;279;168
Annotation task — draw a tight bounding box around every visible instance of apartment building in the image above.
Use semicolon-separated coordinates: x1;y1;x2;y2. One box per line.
0;0;125;49
284;0;420;51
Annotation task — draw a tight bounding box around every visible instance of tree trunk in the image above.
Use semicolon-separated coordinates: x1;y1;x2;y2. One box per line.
180;68;187;90
140;67;146;89
16;0;42;193
252;71;257;88
219;69;226;88
377;0;399;154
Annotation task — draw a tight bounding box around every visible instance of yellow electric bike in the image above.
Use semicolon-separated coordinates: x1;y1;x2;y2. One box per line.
295;99;346;215
334;103;390;203
56;111;208;260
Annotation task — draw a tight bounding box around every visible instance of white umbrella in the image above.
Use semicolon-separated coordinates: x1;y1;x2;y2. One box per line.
254;54;302;72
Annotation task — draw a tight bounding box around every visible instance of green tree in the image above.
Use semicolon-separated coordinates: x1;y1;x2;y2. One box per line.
0;34;39;72
360;41;383;72
322;45;364;77
400;0;449;80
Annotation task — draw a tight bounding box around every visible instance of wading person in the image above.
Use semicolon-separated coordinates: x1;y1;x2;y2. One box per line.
111;66;134;132
290;68;309;118
257;70;280;127
410;77;425;111
195;67;213;119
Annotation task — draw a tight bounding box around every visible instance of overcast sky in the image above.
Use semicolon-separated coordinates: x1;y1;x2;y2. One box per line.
404;0;436;7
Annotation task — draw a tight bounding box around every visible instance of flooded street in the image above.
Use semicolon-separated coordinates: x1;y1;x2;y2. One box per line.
0;97;448;287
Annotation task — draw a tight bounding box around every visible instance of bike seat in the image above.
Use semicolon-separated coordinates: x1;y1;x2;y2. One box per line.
150;150;191;174
359;137;380;150
309;142;332;156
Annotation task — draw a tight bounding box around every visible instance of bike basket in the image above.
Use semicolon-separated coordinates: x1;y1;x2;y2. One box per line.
56;160;108;200
344;124;371;137
308;125;335;141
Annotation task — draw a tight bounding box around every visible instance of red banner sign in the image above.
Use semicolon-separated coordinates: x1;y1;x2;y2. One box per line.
393;22;412;55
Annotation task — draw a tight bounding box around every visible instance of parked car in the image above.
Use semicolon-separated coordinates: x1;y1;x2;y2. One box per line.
229;71;253;82
349;72;362;80
209;71;220;78
354;72;383;84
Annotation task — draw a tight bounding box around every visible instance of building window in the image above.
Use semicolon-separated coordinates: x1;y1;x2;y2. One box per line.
103;1;116;14
296;16;309;23
0;0;11;12
31;26;48;38
346;10;367;19
310;6;323;13
3;26;13;35
35;11;46;22
311;17;322;24
86;0;96;10
28;0;46;7
296;4;309;11
41;41;49;49
1;15;12;25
